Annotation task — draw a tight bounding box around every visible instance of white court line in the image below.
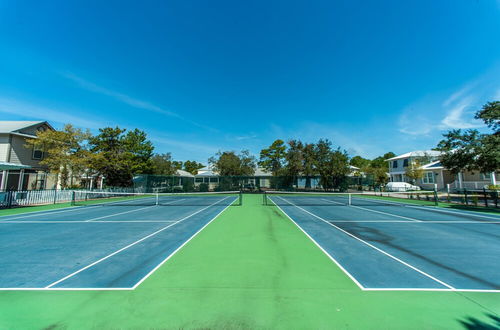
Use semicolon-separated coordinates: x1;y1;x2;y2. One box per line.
132;198;235;288
84;205;157;222
45;197;231;288
270;200;365;290
276;196;455;290
0;220;178;224
84;198;187;222
326;220;500;224
350;195;500;220
0;205;99;221
319;198;422;222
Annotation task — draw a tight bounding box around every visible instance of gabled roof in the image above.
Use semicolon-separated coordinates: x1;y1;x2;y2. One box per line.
420;161;444;170
0;121;54;134
387;150;441;161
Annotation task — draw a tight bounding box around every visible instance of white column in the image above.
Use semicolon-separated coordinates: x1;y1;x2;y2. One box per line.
439;170;444;189
0;170;7;190
17;169;25;190
458;172;463;189
491;172;497;186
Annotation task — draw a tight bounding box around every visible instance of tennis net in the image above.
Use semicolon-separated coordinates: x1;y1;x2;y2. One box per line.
263;191;438;207
72;190;242;207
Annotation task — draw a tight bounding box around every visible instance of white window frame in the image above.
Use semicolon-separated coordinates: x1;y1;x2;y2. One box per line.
422;172;435;184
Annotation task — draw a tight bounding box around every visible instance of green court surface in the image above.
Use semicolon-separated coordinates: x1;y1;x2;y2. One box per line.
0;194;499;329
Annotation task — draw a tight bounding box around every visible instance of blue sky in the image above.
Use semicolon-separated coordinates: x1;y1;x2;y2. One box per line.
0;0;499;163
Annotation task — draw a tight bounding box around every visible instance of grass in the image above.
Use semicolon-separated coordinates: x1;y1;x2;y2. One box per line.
0;194;498;329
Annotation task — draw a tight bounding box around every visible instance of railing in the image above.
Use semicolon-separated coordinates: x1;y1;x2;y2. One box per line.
451;181;490;190
0;187;139;209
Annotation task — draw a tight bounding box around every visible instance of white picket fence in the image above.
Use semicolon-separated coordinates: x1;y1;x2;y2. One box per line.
1;188;138;208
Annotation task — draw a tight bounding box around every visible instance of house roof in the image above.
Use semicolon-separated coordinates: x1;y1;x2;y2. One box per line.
387;150;442;161
175;169;194;177
0;161;31;170
420;160;444;170
0;121;53;134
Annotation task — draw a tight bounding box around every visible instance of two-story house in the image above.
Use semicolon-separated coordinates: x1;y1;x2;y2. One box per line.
0;121;55;191
387;150;442;183
388;150;498;191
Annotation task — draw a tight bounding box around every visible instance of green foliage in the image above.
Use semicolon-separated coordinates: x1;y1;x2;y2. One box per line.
209;150;256;176
259;139;286;176
350;156;371;169
151;153;177;175
183;160;204;175
25;124;91;189
475;101;500;133
198;183;209;192
314;139;350;191
437;100;499;175
89;127;154;187
405;159;425;184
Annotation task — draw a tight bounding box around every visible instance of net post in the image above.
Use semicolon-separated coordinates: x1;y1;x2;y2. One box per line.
263;191;267;205
239;190;243;206
71;190;75;206
155;193;159;206
348;193;352;206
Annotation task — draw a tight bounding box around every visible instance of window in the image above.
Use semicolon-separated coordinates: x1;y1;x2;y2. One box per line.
195;177;204;183
422;172;435;184
32;147;44;160
209;177;218;183
480;173;491;180
392;160;398;168
403;159;409;167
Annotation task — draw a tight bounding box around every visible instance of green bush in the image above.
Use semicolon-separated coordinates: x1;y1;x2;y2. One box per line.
199;183;209;192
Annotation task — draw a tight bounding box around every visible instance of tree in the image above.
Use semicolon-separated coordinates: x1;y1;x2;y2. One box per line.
302;143;317;189
25;124;91;189
209;150;256;176
475;101;500;133
259;139;286;176
89;127;154;187
405;159;425;185
183;160;204;175
364;152;394;186
151;153;177;175
437;100;500;175
314;139;350;191
350;156;371;176
282;139;304;188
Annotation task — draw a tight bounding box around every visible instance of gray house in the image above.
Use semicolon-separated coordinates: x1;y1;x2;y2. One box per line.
0;121;55;190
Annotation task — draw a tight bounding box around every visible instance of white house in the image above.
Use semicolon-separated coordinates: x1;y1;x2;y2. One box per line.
388;150;498;191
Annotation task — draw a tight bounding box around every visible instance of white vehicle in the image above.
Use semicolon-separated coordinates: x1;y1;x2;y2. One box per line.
385;182;421;192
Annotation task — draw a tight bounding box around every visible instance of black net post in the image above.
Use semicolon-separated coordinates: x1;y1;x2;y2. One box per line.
433;189;438;206
464;189;468;206
483;188;488;208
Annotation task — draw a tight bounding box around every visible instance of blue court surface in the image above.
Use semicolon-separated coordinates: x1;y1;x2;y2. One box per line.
0;195;237;290
271;195;500;292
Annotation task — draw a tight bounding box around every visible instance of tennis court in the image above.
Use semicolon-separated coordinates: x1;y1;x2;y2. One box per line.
265;191;500;292
0;191;240;289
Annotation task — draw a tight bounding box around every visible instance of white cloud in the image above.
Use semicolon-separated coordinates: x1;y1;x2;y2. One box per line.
0;97;103;129
60;72;218;132
398;64;500;136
